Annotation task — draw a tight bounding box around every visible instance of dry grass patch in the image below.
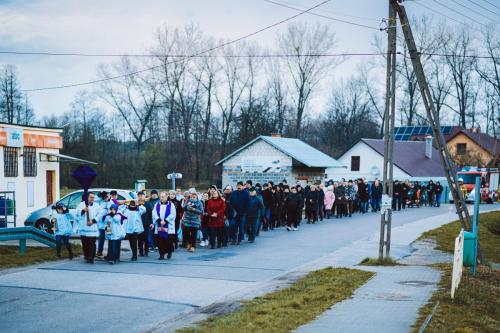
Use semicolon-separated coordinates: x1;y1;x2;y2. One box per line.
412;264;500;333
177;267;373;333
359;257;402;266
419;211;500;264
0;244;82;270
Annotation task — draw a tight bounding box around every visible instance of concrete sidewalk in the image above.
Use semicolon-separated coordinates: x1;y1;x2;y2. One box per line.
0;204;498;333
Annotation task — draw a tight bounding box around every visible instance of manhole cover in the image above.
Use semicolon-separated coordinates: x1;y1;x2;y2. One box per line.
188;252;237;261
398;280;435;287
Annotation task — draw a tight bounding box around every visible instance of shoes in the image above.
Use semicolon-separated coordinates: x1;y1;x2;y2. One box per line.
293;227;298;231
107;260;114;265
200;240;207;247
188;247;195;253
131;256;137;261
96;252;103;257
158;257;165;260
286;226;292;231
167;252;172;259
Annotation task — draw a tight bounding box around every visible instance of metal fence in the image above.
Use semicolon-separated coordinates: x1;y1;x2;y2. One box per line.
0;191;16;228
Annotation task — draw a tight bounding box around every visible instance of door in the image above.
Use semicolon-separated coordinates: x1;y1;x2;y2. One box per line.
46;170;55;205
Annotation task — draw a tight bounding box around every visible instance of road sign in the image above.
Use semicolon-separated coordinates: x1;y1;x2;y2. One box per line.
451;229;464;299
381;194;392;215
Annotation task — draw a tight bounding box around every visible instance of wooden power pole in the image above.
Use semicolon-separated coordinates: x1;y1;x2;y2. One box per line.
379;1;397;260
390;0;472;232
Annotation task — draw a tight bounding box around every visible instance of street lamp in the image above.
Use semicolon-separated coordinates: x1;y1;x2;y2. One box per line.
167;172;183;190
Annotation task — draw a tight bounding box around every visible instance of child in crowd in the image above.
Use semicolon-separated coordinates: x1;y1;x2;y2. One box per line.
103;204;125;264
121;200;146;261
52;202;74;259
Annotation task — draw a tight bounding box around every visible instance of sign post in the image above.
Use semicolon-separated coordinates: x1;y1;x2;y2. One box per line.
451;229;464;299
167;172;182;191
471;176;481;274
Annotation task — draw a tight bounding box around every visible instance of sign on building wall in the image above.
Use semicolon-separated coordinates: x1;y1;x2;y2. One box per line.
5;127;24;147
241;158;281;173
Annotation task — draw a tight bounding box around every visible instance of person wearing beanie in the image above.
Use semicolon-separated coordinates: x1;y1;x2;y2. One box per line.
122;200;146;261
145;190;160;252
102;204;125;264
152;192;177;260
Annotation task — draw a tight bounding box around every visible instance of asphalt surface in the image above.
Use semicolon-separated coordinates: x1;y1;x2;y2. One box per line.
1;204;498;333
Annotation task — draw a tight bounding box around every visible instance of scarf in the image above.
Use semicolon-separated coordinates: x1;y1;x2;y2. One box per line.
156;202;172;239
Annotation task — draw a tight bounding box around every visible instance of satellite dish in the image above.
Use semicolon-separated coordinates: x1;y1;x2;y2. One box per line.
371;166;380;178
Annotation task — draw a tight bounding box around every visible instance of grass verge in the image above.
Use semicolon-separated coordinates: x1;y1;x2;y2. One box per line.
177;267;374;333
419;210;500;263
0;245;82;270
358;257;401;266
412;264;500;333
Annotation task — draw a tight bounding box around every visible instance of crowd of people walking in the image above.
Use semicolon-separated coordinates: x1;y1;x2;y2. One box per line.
51;178;444;264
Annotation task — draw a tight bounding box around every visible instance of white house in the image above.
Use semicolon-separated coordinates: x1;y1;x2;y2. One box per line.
0;122;92;226
216;135;343;188
326;137;447;182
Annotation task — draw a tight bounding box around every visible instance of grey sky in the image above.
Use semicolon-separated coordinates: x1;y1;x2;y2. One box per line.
0;0;480;117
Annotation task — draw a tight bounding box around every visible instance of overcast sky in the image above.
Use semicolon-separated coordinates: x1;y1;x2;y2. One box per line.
0;0;481;118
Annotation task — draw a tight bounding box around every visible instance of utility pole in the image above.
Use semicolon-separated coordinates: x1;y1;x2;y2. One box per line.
379;0;397;261
390;0;472;232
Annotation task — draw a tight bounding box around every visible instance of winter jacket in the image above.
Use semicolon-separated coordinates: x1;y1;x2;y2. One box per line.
324;190;335;210
262;189;274;209
285;192;302;211
346;186;357;201
181;198;203;228
358;183;369;201
334;186;346;201
305;191;319;211
122;205;146;234
317;189;325;207
207;198;226;228
435;185;443;195
371;184;383;200
229;189;250;216
247;195;265;219
224;193;235;221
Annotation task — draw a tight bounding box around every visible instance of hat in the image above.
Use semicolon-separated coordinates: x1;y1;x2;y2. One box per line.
110;204;119;211
188;188;197;194
150;189;158;195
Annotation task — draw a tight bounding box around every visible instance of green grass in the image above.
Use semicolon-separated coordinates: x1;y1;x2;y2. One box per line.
0;245;83;270
177;267;374;333
419;211;500;263
358;257;402;266
412;264;500;333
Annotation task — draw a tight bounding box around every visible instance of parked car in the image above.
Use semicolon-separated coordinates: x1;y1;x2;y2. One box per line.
24;189;137;234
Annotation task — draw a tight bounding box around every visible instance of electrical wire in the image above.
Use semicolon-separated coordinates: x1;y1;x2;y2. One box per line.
428;0;487;27
455;0;500;23
23;0;331;92
410;0;481;31
465;0;500;18
478;0;500;11
263;0;381;30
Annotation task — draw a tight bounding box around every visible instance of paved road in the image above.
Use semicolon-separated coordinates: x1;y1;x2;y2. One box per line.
0;204;497;333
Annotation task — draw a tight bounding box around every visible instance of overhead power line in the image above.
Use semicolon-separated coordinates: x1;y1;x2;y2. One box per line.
23;0;331;92
429;0;487;27
2;50;498;60
263;0;381;30
455;0;500;23
479;0;500;11
465;0;500;18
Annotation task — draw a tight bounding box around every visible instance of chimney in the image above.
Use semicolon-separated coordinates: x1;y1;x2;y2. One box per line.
270;133;281;138
425;135;433;159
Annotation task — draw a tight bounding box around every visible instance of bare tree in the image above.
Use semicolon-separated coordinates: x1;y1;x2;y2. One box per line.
278;22;339;137
442;27;478;128
98;58;159;178
0;65;35;125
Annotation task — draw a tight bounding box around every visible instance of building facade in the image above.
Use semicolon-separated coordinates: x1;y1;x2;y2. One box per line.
0;123;63;225
217;135;342;188
447;129;500;167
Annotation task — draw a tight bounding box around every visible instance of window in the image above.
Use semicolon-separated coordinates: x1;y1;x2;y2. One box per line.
68;192;84;209
27;181;35;207
23;147;37;177
351;156;360;171
3;147;19;177
456;143;467;155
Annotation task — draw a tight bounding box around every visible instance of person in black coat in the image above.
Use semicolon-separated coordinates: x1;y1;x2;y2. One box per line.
392;180;403;211
305;185;319;224
269;186;280;230
317;184;325;222
285;187;301;231
357;179;370;214
334;182;346;218
168;191;183;249
434;181;443;207
296;185;305;225
261;183;273;231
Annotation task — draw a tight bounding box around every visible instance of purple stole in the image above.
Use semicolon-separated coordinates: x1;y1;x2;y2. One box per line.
156;202;171;239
